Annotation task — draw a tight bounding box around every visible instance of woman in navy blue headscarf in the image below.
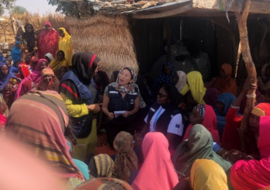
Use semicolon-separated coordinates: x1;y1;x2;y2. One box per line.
153;62;175;91
215;93;236;139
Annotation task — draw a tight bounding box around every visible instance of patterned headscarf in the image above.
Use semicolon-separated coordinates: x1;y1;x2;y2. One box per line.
196;104;205;119
89;154;115;178
113;131;138;182
109;67;146;108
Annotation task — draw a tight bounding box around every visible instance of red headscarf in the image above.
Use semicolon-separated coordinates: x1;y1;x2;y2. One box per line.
213;63;237;96
132;132;178;190
183;104;220;144
37;21;59;58
230;116;270;190
18;63;30;79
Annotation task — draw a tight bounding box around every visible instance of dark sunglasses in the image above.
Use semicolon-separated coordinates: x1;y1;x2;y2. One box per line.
157;92;168;98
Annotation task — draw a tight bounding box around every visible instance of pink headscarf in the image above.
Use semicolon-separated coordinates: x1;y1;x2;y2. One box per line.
230;116;270;190
15;59;48;99
132;132;178;190
182;104;220;144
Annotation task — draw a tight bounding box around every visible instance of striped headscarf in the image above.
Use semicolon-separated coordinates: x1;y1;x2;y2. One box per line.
5;90;84;181
89;154;115;178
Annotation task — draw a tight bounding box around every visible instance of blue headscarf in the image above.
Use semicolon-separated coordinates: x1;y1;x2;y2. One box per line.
153;62;175;91
0;62;16;91
11;41;21;65
215;93;236;138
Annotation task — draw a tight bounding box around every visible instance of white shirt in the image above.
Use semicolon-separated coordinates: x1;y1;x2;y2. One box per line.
144;106;184;136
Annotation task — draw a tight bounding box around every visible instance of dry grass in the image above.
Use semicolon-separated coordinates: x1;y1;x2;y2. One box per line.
0;12;66;44
66;14;138;76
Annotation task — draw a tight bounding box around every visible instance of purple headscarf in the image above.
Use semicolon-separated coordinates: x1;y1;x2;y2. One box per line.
203;88;219;109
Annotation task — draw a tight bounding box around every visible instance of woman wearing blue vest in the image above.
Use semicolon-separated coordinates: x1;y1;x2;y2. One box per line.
142;84;187;150
102;67;143;148
59;52;101;161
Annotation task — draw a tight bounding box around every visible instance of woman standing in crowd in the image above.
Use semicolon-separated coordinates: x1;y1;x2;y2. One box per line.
10;41;21;73
37;22;59;58
207;63;237;96
21;23;37;58
37;67;59;91
132;132;178;190
58;27;72;66
215;93;236;139
60;52;101;161
153;62;175;91
230;116;270;190
113;131;138;182
5;91;85;188
15;59;48;99
173;124;231;182
50;50;69;74
186;71;206;106
142;84;186;150
182;104;220;144
102;67;143;148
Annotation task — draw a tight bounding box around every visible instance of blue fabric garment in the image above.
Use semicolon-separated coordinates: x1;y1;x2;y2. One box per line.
215;93;236;138
72;158;89;180
9;66;18;74
11;41;21;64
61;70;93;104
153;62;175;91
0;62;16;91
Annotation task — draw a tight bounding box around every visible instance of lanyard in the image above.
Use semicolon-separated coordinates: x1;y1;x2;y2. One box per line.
153;107;163;129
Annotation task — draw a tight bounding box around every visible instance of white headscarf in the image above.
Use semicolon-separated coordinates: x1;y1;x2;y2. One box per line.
175;71;187;92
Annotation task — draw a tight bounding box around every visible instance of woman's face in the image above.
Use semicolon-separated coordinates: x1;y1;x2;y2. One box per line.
1;65;8;75
216;101;225;114
164;65;171;75
190;107;204;125
219;67;227;78
43;74;53;84
26;25;33;33
45;24;51;31
94;62;99;75
57;52;64;61
25;55;32;64
249;114;260;132
58;29;65;37
40;61;48;70
58;67;67;80
118;69;132;86
157;87;169;105
5;61;11;68
173;73;179;85
3;84;12;97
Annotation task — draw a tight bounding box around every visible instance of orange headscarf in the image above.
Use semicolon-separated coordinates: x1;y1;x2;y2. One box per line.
213;63;237;96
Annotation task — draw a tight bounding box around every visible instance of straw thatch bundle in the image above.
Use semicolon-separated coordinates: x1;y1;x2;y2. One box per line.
66;14;138;77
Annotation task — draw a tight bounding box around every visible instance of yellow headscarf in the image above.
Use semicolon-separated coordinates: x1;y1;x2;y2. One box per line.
58;27;72;66
190;159;228;190
187;71;206;104
49;50;69;74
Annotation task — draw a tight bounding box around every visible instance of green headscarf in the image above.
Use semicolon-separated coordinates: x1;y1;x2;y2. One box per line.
172;124;232;179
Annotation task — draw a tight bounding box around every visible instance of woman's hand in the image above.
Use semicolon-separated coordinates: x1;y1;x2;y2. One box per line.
241;79;257;94
88;104;102;114
107;112;114;120
122;111;132;118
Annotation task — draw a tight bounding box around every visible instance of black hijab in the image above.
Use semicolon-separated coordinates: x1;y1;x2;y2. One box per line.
22;23;35;52
72;52;100;85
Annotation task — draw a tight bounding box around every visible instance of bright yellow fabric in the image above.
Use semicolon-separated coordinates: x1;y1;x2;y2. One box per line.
50;50;69;74
58;27;72;66
72;118;97;161
190;159;228;190
187;71;206;104
60;92;88;118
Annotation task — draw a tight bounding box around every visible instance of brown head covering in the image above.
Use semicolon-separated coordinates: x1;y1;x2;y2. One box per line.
113;131;138;182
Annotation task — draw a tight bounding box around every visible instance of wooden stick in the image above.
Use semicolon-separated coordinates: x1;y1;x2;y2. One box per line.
235;0;257;152
235;42;242;78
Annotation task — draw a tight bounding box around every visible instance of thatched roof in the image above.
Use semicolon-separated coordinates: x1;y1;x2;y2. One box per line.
66;15;138;76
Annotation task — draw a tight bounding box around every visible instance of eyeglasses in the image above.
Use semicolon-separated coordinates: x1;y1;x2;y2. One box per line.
157;93;168;98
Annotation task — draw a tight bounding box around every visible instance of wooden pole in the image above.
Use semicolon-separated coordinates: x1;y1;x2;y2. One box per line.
235;0;257;152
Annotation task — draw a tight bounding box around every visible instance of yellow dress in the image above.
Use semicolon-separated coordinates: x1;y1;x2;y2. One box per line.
58;27;72;67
